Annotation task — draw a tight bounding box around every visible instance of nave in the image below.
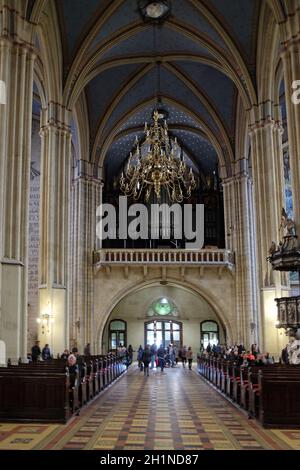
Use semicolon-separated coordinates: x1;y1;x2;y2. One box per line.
0;367;299;451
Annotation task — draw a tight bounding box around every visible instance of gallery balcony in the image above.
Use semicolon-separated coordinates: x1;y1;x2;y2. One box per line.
93;248;235;279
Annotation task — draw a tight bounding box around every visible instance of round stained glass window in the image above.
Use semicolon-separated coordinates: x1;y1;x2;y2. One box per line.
154;298;173;316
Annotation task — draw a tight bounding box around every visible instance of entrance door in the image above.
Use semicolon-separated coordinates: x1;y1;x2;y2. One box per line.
202;332;218;349
109;320;127;351
201;321;219;349
145;320;182;349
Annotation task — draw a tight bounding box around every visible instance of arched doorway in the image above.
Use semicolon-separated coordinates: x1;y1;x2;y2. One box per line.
109;319;127;351
201;320;219;349
101;284;227;354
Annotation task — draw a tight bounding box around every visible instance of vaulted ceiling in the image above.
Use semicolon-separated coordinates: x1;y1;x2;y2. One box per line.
38;0;262;180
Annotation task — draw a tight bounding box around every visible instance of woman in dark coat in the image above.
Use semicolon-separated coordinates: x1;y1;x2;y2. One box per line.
142;345;151;377
157;345;165;372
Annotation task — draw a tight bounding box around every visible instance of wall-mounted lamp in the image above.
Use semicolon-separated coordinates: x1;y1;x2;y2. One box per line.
36;302;54;334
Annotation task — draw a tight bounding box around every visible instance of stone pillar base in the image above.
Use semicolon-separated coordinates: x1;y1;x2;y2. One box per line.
0;261;27;361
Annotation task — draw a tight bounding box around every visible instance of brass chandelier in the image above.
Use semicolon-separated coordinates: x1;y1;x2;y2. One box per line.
120;111;196;203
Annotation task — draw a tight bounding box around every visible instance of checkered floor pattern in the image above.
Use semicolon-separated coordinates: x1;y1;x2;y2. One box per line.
0;365;299;450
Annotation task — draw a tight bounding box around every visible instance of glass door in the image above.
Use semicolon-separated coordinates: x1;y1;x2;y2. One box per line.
201;321;219;350
145;320;182;349
109;320;127;351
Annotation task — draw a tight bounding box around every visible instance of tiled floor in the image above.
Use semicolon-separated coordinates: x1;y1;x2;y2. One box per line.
0;365;300;450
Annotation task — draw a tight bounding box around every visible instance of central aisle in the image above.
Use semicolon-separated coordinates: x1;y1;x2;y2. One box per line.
0;365;299;450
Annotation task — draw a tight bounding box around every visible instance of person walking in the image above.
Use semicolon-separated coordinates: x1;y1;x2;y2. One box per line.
127;345;134;364
157;344;165;372
150;343;157;369
137;345;143;371
142;345;151;377
187;346;193;370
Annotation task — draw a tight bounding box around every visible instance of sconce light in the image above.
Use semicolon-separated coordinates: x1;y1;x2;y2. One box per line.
36;302;53;334
227;225;233;237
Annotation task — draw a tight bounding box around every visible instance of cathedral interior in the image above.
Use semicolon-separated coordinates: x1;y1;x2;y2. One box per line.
1;0;300;454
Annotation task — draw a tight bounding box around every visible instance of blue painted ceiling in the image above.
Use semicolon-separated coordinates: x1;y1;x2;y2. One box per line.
98;25;212;63
57;0;105;59
175;61;236;132
209;0;260;62
86;63;142;140
52;0;261;177
118;103;201;133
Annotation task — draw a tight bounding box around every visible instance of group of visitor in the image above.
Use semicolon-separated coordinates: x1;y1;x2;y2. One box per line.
30;341;52;362
201;342;275;366
137;343;194;376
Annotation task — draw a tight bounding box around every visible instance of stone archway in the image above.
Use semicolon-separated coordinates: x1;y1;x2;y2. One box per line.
96;279;232;354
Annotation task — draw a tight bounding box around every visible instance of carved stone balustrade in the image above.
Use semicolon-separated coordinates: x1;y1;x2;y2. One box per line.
93;248;235;279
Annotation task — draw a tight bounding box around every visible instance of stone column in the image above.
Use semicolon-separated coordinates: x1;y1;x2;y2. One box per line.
38;104;72;355
223;162;259;348
0;4;36;360
70;160;103;353
249;110;289;354
281;34;300;231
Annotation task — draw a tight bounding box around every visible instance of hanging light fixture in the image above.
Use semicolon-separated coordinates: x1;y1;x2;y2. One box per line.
120;6;195;203
119;110;196;202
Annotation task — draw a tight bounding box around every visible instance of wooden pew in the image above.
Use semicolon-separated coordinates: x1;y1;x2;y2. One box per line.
0;352;124;424
0;368;70;423
5;361;80;415
232;363;242;403
252;366;300;427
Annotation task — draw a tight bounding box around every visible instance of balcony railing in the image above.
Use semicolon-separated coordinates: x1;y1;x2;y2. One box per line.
93;248;235;268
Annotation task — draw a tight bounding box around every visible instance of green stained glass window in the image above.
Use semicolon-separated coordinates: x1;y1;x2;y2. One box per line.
154;298;173;316
147;298;178;317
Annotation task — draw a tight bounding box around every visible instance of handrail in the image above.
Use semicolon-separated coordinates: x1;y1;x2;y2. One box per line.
93;249;235;266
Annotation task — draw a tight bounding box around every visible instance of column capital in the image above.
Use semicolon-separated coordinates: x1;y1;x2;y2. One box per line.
40;103;72;136
247;102;282;133
222;172;252;187
73;159;104;185
280;37;300;57
0;3;36;48
0;35;37;59
248;118;283;135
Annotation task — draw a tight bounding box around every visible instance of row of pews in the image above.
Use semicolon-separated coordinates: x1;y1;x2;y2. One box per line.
197;355;300;428
0;354;127;423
